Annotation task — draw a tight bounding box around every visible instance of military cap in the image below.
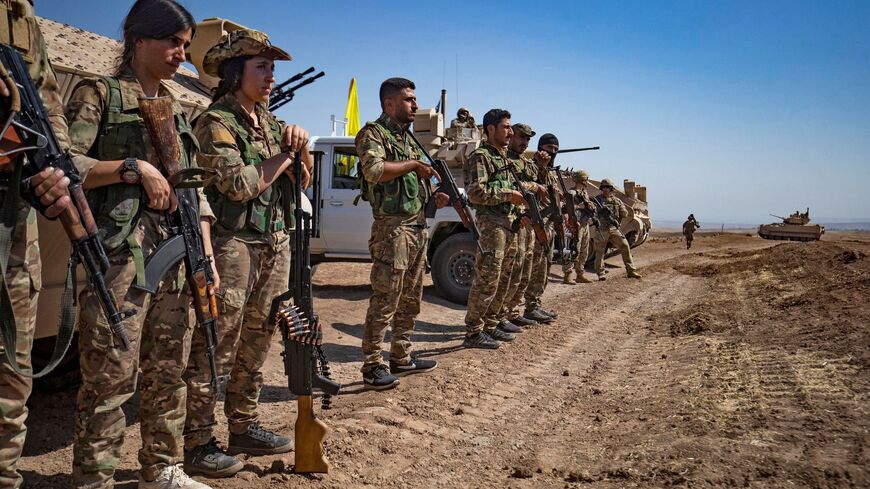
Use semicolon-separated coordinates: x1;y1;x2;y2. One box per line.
203;28;291;77
512;123;535;137
572;169;589;182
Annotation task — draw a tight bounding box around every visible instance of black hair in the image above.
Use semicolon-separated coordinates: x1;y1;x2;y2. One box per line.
379;77;415;110
211;55;253;102
482;108;511;136
117;0;196;76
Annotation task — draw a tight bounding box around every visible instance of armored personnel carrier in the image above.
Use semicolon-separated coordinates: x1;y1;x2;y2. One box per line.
758;208;824;241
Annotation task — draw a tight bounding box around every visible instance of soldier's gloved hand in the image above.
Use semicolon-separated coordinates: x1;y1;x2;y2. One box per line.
30;167;72;219
507;190;526;206
434;191;450;209
413;161;437;180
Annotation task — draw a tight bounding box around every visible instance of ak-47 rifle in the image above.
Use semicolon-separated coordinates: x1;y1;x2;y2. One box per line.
0;44;133;377
543;169;571;263
405;129;487;255
269;67;325;112
550;167;580;258
272;153;340;474
497;163;549;250
557;146;600;154
135;96;219;391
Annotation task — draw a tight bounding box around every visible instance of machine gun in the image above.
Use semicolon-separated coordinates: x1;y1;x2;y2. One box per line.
135;96;220;391
497;163;549;250
557;146;600;154
593;194;621;229
0;44;133;377
405;129;487;255
269;67;325;112
271;153;340;474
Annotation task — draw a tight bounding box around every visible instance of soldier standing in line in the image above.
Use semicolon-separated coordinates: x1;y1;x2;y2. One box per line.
499;123;549;328
353;77;448;391
593;178;641;280
562;170;596;285
463;109;534;349
64;1;216;487
182;28;314;477
683;213;700;249
523;133;559;324
0;2;77;486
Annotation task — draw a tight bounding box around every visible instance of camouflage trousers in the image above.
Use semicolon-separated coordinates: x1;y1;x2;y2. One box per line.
524;228;552;312
73;221;194;487
184;234;290;449
561;223;591;274
465;217;518;335
500;225;534;321
593;227;636;276
0;207;39;489
361;222;428;372
684;231;694;249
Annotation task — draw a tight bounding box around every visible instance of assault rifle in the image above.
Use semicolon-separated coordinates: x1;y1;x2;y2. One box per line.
543;171;571;263
135;96;219;391
557;146;600;154
0;45;132;378
271;153;340;474
593;194;621;229
550;167;579;259
269;67;325;112
405;129;486;255
497;163;549;250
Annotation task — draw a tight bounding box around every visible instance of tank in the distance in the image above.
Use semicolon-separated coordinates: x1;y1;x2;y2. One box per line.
758;208;825;241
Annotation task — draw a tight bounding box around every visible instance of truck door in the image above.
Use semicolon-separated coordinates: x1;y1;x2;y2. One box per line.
318;145;372;255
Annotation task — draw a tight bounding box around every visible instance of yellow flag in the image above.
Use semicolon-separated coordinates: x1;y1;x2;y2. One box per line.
344;78;360;136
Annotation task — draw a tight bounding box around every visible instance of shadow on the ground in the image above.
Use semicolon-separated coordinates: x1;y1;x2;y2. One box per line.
21;469;139;488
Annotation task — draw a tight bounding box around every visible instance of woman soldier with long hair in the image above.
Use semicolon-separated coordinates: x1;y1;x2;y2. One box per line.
180;29;312;478
65;0;215;487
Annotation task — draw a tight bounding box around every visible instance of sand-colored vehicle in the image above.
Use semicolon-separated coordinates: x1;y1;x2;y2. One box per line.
758;208;824;241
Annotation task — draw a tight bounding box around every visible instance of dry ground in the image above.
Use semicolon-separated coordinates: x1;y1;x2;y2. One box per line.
19;231;870;488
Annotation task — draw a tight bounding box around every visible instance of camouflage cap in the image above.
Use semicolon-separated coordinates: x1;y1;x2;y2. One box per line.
202;28;292;77
512;123;535;137
572;169;590;182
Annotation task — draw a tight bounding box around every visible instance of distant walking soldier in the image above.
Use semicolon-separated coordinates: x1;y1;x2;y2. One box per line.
0;2;75;486
562;170;595;284
463;109;531;349
500;123;548;328
523;133;559;324
683;214;700;249
354;77;448;390
593;178;641;280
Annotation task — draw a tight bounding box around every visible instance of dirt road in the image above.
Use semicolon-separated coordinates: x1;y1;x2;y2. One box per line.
19;232;870;488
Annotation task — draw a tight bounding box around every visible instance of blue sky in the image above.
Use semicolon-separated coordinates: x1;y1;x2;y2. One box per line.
40;0;870;223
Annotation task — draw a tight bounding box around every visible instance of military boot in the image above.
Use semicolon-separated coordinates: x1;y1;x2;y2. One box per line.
184;439;243;478
627;270;642;279
227;422;292;456
563;270;577;285
577;273;593;284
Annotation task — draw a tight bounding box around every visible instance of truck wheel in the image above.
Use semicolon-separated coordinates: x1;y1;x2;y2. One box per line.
431;232;476;305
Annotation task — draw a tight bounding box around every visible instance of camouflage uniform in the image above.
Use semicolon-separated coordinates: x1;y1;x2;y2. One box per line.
593;195;637;276
65;72;212;485
183;92;292;450
499;149;537;322
561;186;593;276
355;113;431;372
0;1;70;487
463;143;525;335
682;217;699;249
524;166;557;313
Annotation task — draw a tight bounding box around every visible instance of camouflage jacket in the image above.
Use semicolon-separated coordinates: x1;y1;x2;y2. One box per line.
596;195;629;229
569;187;594;226
355;112;429;226
683;219;699;235
65;72;214;221
464;142;518;229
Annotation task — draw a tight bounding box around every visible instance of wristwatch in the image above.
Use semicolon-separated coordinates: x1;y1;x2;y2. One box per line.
119;157;142;184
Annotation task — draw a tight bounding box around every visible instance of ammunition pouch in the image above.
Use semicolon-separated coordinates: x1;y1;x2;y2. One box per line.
367;171;426;217
487;176;514;216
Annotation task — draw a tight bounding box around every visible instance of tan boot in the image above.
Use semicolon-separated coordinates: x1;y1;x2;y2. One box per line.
627;270;642;279
563;270;576;285
577;273;593;283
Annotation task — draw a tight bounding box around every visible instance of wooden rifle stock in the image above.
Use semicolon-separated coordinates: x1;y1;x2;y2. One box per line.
294;395;330;473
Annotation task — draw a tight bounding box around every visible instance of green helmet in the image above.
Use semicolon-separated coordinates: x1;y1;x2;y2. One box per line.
600;178;615;189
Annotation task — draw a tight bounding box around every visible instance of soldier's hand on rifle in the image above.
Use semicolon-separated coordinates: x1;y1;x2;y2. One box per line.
413;161;437;181
30;167;72;219
210;258;221;291
281;124;310;152
507;190;526;206
519;215;531;228
284;163;311;189
534;184;548;200
139;160;174;211
434;191;449;209
533;150;551;166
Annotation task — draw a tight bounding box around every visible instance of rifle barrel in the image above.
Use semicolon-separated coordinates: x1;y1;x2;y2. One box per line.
557;146;600;154
274;66;315;93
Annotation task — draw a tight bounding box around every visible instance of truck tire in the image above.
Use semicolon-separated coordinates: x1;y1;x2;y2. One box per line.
431;232;476;305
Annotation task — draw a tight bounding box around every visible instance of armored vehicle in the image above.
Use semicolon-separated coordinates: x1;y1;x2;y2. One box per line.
758;208;824;241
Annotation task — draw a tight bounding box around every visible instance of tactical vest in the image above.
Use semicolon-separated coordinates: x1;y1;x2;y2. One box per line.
202;103;290;235
0;0;34;63
479;148;514;216
85;77;197;267
361;121;431;218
